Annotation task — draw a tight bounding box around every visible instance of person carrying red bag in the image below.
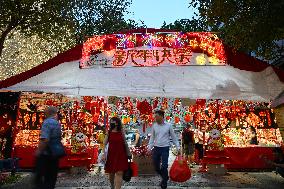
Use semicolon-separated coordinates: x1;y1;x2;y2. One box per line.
147;110;180;189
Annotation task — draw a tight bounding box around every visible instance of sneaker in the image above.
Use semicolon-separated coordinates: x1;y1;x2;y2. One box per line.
160;181;167;189
161;183;167;189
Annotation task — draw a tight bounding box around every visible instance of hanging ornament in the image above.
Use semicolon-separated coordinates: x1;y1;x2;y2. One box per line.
184;113;192;123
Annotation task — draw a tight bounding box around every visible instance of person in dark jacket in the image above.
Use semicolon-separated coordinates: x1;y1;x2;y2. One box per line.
182;124;195;167
249;126;258;145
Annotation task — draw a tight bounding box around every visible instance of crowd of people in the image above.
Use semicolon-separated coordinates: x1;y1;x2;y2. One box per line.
33;106;284;189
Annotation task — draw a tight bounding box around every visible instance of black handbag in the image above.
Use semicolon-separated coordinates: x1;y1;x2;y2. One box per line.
48;142;66;158
123;162;133;182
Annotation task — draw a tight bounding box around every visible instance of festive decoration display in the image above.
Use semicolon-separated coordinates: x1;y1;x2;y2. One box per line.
80;32;227;68
207;128;225;151
14;130;40;146
71;130;88;154
0;90;281;171
222;128;283;147
0;92;20;158
130;145;151;157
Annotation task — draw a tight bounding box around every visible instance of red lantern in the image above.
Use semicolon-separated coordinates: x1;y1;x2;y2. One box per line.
184;114;191;123
166;116;171;121
153;99;159;109
137;100;152;115
85;102;91;111
175;117;180;124
92;114;99;124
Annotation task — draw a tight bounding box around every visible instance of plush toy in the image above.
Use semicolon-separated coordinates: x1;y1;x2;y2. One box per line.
71;131;88;153
207;128;224;150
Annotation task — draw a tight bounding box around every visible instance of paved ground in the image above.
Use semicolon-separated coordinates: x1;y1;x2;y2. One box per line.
2;153;284;189
2;167;284;189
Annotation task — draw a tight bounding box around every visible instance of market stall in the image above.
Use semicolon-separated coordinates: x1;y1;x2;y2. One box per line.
1;29;284;171
11;92;102;169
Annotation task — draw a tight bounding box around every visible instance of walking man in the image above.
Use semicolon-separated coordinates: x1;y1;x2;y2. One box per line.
34;106;63;189
148;110;180;189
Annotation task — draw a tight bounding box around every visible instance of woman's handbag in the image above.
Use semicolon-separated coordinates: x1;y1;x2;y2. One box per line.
123;161;133;182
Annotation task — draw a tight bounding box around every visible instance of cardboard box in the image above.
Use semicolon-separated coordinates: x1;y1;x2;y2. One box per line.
133;155;156;175
207;164;227;175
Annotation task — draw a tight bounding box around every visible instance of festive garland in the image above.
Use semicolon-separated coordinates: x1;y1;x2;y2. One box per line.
131;145;151;157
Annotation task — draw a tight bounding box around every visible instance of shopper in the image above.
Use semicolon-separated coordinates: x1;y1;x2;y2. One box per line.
261;148;284;178
249;126;258;145
148;110;180;189
195;129;204;163
134;129;142;147
97;129;106;172
34;106;63;189
182;123;195;167
102;117;132;189
273;148;284;178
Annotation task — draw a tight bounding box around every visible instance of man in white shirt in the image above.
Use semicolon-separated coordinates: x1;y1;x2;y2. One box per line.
148;110;180;189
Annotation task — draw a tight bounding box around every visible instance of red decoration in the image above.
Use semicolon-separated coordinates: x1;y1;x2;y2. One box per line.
166;116;171;121
85;102;91;111
131;146;151;157
184;114;192;123
174;116;180;124
137;100;152;115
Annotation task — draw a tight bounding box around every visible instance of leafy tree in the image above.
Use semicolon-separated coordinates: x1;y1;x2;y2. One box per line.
0;0;142;60
70;0;145;42
0;0;76;58
189;0;284;60
0;0;143;80
161;19;208;32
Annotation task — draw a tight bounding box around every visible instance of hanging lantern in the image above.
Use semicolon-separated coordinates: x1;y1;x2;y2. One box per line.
184;113;192;123
122;116;128;125
166;116;171;121
127;116;131;123
85;102;91;111
175;116;180;124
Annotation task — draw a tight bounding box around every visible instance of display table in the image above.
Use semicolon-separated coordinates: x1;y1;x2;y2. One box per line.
12;145;98;169
224;147;275;170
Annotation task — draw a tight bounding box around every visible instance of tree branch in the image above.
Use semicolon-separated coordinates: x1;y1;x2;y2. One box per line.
0;22;17;59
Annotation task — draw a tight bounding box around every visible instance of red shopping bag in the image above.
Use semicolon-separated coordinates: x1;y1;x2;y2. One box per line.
130;162;138;177
169;155;191;182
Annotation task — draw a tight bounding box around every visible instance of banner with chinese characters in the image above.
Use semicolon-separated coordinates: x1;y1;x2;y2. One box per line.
80;32;227;68
81;47;224;68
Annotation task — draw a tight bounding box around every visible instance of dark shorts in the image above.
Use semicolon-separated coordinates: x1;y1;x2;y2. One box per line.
184;143;195;156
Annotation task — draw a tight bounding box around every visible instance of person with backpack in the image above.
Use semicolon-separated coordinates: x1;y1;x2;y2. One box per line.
182;123;195;167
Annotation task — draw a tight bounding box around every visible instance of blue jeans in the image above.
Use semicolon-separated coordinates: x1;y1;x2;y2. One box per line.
152;146;170;185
